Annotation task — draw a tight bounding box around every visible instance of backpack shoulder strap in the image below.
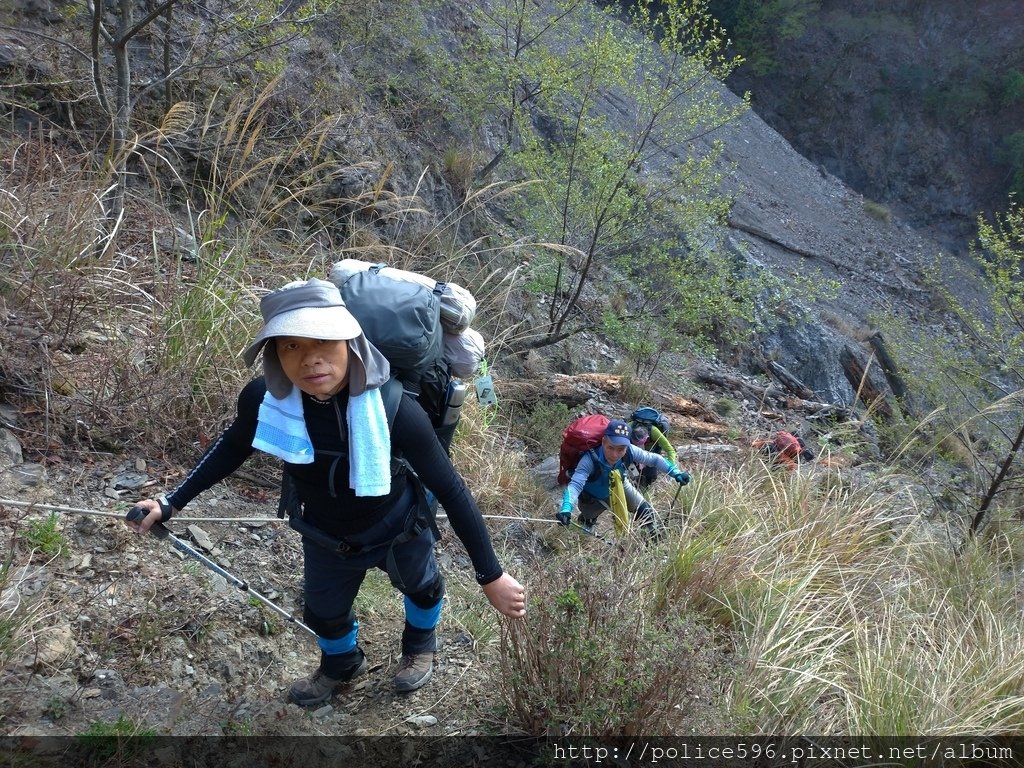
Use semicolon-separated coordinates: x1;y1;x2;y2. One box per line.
279;377;405;521
380;376;404;430
379;375;443;542
584;447;604;483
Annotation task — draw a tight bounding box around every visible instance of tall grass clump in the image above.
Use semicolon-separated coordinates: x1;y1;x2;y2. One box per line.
649;457;1024;736
0;554;59;686
449;398;548;520
495;542;723;738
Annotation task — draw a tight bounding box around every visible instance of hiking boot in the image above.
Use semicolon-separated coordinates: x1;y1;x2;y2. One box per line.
393;653;434;693
288;649;367;707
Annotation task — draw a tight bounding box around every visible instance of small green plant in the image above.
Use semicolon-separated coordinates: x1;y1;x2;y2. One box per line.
76;715;156;762
862;199;892;222
714;397;738;417
248;596;282;636
43;696;67;721
221;718;254;735
22;514;68;557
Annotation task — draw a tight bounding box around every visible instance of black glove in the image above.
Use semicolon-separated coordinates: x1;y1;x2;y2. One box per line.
556;502;572;526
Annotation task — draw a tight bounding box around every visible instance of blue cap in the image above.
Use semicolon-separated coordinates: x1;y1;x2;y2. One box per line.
604;419;632;446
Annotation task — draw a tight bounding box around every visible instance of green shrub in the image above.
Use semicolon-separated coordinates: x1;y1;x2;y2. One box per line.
1002;70;1024;107
495;548;720;737
514;400;572;454
76;716;156;763
22;514;67;558
617;374;654;409
862;199;892;222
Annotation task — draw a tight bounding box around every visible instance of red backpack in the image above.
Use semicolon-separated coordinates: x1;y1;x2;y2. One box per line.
557;414;610;486
773;431;802;460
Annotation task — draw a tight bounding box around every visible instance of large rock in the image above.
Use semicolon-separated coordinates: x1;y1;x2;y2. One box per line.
759;317;891;407
0;427;22;465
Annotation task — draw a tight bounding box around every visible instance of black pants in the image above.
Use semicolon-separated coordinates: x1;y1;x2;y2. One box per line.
302;484;443;657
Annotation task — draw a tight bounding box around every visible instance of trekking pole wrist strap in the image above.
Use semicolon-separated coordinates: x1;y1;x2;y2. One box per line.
157;495;174;523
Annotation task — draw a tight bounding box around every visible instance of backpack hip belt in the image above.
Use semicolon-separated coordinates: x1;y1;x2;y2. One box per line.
285;491;433;559
287;513;365;555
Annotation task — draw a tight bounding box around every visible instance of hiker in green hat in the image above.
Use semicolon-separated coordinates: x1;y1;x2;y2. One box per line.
127;278;526;707
628;422;678;491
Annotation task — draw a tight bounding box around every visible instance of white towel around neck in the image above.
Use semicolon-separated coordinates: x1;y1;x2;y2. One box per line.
252;386;392;496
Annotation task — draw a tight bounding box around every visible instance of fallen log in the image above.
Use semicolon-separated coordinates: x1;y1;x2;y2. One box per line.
692;365;855;421
496;373;725;436
675;444;741;458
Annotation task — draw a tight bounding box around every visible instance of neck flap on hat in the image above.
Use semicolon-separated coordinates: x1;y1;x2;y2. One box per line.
261;333;389;399
346;334;390;395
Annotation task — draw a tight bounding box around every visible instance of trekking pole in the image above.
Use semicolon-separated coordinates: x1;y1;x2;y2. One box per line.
125;507;318;640
0;498;281;523
669;483;683;511
569;520;612;546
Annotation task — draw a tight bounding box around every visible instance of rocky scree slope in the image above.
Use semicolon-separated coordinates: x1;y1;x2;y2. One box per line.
0;0;987;742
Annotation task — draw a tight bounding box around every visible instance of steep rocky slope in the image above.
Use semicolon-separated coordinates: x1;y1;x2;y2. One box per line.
0;0;995;749
722;0;1024;244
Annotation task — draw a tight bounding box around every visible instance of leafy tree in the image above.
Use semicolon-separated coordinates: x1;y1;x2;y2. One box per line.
455;0;758;359
914;201;1024;534
708;0;820;75
963;202;1024;533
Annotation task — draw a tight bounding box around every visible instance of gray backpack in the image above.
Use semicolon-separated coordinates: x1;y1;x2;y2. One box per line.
329;262;475;451
333;264;445;386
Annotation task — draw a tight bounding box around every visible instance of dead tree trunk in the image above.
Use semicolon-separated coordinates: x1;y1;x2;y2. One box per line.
868;331;915;418
766;360;816;401
840;346;893;419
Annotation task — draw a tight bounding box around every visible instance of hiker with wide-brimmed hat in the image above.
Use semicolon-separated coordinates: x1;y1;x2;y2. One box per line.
127;278;526;706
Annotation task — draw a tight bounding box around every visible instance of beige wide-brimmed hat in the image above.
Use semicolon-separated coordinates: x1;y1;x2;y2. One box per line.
242;279;361;365
241;278;389;398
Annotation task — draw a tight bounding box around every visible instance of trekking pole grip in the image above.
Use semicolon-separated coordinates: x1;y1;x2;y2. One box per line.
125;505;170;540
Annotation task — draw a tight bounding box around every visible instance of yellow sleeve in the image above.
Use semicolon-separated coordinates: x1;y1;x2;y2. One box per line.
649;425;677;464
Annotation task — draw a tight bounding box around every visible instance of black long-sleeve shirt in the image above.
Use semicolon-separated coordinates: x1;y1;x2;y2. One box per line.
167;378;502;584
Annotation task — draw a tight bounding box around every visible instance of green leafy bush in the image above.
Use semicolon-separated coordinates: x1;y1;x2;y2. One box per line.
514;401;573;454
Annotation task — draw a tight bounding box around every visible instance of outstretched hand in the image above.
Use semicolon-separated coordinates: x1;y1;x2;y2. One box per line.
482;573;527;619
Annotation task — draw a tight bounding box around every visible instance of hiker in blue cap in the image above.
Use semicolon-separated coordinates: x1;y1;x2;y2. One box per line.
556;418;690;538
127;278;526;707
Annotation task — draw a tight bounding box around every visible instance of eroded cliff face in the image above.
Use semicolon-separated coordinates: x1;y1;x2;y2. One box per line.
723;0;1024;247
